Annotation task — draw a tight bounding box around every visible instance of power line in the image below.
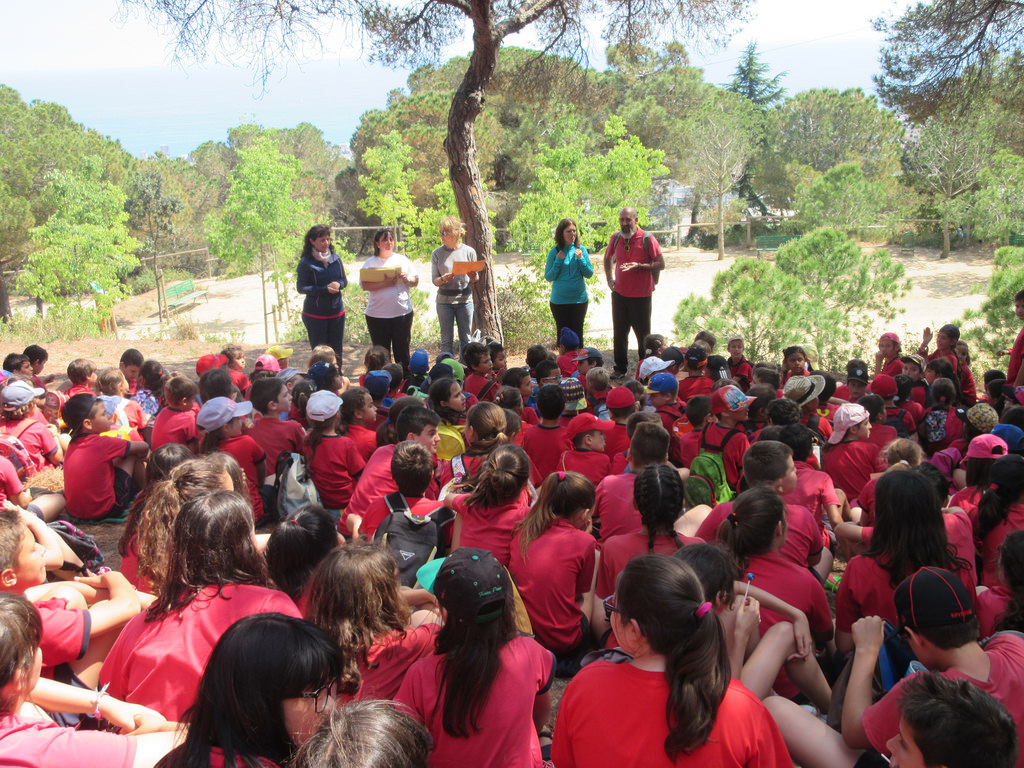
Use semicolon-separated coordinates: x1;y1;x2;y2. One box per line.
698;26;877;68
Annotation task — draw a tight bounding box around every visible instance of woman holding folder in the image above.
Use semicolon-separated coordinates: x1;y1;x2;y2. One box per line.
297;224;348;361
431;216;482;357
545;218;593;344
360;227;419;374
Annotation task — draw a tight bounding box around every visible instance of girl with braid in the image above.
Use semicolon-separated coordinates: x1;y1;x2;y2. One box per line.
553;555;791;767
591;465;701;645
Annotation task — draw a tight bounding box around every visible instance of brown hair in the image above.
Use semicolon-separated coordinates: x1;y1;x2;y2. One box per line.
516;471;593;557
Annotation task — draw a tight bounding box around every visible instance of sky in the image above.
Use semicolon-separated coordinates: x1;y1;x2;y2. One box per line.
0;0;911;158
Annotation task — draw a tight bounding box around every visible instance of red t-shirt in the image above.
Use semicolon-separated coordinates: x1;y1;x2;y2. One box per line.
677;376;712;402
593;473;639;540
99;584;300;720
0;714;138;768
977;585;1012;639
355;623;439;701
729;358;754;390
602;423;629;461
783;461;840;536
595;532;702;599
862;633;1024;768
395;634;554;768
308;434;365;509
867;423;898;452
35;597;88;671
151;407;197;450
553;671;790;768
520;407;539;427
559;449;611;488
1009;325;1024;385
509;519;597;654
342;423;375;463
557;351;578;378
0;455;24;503
823;440;886;503
678;430;701;468
218;434;266;520
700;422;749;490
452;493;530;567
981;502;1024;587
227;367;251;396
610;450;629;476
521;424;571;486
880;356;903;378
345;444;397;521
66;384;94;398
63;434;131;520
2;418;58;475
464;372;498;402
604;229;661;298
248;416;305;478
697;500;822;568
884;404;916;433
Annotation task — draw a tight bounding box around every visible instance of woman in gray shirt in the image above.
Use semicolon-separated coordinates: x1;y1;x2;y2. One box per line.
431;216;480;357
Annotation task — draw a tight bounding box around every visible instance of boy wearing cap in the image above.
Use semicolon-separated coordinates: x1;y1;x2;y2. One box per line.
839;360;869;403
557;328;581;378
824;403;886;503
0;379;62;474
901;354;930;406
593;421;670;540
870;373;916;436
603;386;637;461
703;385;755;491
558;377;587;427
150;373;199;453
647;372;683;452
265;344;293;369
573;347;603;383
677;345;713;401
62;393;149;522
783;374;834;442
560;414;613;487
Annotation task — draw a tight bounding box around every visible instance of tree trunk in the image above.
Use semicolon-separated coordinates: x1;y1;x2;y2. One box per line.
444;11;503;342
941;219;950;259
0;272;13;321
259;246;270;345
717;194;726;260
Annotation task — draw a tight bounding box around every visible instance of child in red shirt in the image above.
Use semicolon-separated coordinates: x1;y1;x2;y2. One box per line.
603;386;636;463
593;420;669;540
678;395;713;469
151;373;199;452
96;367;147;440
306;391;366;533
462;341;499;402
64;358;97;398
647;372;685;465
198;397;266;523
677;345;713;401
118;348;143;397
727;335;754;391
220;344;252;397
521;383;571;486
248;377;305;511
62;393;148;522
0;380;62;474
559;413;612;487
340;386;379;461
824;402;886;503
703;385;756;491
556;327;581;378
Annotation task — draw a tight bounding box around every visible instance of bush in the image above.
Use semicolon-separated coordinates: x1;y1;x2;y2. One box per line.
495;268;555;353
959;246;1024;372
0;305;100;343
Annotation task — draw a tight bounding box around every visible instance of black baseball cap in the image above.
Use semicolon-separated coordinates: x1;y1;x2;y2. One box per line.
433;548;509;624
895;567;974;631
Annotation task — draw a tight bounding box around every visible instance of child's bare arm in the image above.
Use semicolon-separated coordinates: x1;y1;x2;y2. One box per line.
29;677;167;734
739;582;813;658
127;441;150;458
254;457;267;485
77;571;143;635
18;509;64;569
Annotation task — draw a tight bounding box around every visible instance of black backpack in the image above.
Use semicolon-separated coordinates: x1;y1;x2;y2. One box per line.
373;493;455;587
47;521;104;575
884;408;911;438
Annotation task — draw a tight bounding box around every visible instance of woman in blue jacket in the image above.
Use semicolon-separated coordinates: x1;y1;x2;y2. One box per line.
545;218;593;345
297;224;348;361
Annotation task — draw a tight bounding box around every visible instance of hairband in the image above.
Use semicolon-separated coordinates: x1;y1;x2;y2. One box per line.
727;511;739;527
695;602;713;619
557;471;566;481
991;482;1001;490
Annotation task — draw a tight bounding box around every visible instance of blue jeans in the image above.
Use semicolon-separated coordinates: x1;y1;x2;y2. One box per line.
437;301;474;357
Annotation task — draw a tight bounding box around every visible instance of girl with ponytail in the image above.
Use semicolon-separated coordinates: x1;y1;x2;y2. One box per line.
552;555;791;767
591;465;701;645
450;443;531;566
438;401;509;490
509;471;597;670
977;453;1024;586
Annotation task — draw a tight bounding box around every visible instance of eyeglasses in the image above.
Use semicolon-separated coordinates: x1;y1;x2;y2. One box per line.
603;595;619;621
301;681;338;713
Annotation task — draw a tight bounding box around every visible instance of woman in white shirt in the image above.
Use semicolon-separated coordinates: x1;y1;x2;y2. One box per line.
360;228;419;374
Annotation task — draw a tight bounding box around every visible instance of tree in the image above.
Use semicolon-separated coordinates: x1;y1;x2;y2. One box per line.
972;150;1024;241
125;0;751;340
688;89;759;259
205;137;312;344
126;165;184;318
358;131;419;231
902;116;991;258
959;246;1024;369
793;164;888;234
21;156;140;320
875;0;1024;119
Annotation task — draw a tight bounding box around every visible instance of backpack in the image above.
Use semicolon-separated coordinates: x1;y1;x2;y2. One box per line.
374;492;455;587
0;420;36;479
275;451;321;519
923;409;948;444
47;520;104;575
611;231;660;285
684;426;743;508
884;408;910;438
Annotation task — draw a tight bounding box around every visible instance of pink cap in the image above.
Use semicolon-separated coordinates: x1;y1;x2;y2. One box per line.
966;433;1009;460
254;353;281;372
880;332;901;345
828;403;869;445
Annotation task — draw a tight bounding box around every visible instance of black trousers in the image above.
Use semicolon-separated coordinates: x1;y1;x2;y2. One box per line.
302;312;345;362
365;312;414;374
611;292;651;374
550;301;588;347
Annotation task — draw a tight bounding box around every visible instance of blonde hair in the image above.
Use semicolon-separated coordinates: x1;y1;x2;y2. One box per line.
886;438;923;468
308;345;337;367
586;366;610;391
96;367;128;396
439;216;465;237
464;402;508;457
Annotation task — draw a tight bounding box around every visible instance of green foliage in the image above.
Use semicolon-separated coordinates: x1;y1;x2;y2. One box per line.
125;165;184;255
960;246;1024;370
972;151;1024;241
675;229;909;368
794;164;888;233
725;42;785;109
358;131;419;230
21;156;140;314
0;304;100;343
494;268;556;353
508;116;668;252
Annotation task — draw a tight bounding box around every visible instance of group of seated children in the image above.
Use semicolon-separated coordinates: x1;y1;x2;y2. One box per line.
10;303;1024;768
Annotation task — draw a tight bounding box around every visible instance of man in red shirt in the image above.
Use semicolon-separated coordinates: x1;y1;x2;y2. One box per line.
603;207;664;376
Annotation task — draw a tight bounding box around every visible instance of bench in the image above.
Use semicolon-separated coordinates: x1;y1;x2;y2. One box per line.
755;234;800;254
163;278;208;312
1010;234;1024;247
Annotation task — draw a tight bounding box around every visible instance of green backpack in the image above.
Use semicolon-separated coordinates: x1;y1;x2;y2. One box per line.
684;426;743;508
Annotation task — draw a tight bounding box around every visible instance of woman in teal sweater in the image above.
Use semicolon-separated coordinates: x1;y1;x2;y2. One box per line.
545;218;594;345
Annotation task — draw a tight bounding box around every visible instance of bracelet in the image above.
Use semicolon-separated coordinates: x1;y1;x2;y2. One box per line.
92;682;110;718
